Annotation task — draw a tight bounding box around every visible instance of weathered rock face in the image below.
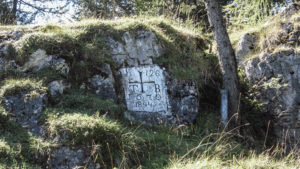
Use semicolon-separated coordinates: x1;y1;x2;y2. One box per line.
49;146;96;169
88;64;116;101
112;32;199;125
2;90;47;136
120;65;173;124
0;44;19;71
280;3;300;19
236;33;256;65
0;30;23;42
1;30;199;126
22;49;69;75
166;77;199;124
244;50;300;148
106;31;165;67
0;27;202;167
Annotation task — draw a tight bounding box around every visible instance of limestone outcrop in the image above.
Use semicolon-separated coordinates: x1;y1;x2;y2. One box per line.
49;146;96;169
2;89;47;136
22;49;69;75
236;33;256;65
0;26;203;168
88;64;116;101
244;50;300;149
111;31;199;125
237;3;300;149
106;31;165;67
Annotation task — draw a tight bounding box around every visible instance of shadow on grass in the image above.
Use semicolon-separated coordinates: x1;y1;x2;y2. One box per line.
0;119;48;168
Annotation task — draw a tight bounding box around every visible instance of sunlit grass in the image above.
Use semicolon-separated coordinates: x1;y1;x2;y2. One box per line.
167;131;300;169
0;78;46;97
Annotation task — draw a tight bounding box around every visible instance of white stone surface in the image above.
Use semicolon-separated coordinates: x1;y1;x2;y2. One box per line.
22;49;53;72
120;65;170;113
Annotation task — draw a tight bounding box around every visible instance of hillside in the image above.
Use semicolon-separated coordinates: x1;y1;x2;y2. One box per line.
0;11;299;169
0;17;221;168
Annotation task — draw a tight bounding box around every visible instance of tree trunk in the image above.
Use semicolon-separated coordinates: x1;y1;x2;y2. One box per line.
11;0;18;24
204;0;240;126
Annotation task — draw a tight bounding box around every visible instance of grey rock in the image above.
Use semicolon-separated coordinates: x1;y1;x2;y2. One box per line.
52;58;70;76
2;90;47;136
80;83;87;90
280;22;294;35
244;53;268;83
49;146;95;169
48;80;71;101
236;33;256;65
119;65;199;125
166;77;199;124
0;58;19;72
106;31;165;67
22;49;70;75
89;64;116;101
0;29;23;42
106;37;127;55
0;43;19;71
178;96;198;122
280;3;300;19
112;54;127;67
22;49;53;72
245;49;300;149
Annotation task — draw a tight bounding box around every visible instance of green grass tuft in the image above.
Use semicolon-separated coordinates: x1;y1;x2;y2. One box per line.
56;89;124;115
0;120;52;168
0;78;47;97
47;113;139;168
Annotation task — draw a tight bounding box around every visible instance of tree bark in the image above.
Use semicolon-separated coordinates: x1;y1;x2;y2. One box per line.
11;0;18;24
204;0;240;126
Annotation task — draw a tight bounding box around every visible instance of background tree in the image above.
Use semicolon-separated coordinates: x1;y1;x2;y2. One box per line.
0;1;11;24
225;0;291;23
204;0;240;126
71;0;135;19
0;0;70;25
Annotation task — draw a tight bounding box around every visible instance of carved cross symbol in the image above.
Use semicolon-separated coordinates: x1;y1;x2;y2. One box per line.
129;71;155;93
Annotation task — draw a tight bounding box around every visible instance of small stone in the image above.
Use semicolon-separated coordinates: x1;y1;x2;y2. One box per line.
80;83;87;90
52;58;69;76
48;80;71;101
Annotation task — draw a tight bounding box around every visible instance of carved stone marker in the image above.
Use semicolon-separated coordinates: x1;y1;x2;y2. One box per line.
120;65;171;115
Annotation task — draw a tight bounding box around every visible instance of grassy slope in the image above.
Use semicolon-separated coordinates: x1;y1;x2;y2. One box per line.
0;16;299;169
228;3;300;62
